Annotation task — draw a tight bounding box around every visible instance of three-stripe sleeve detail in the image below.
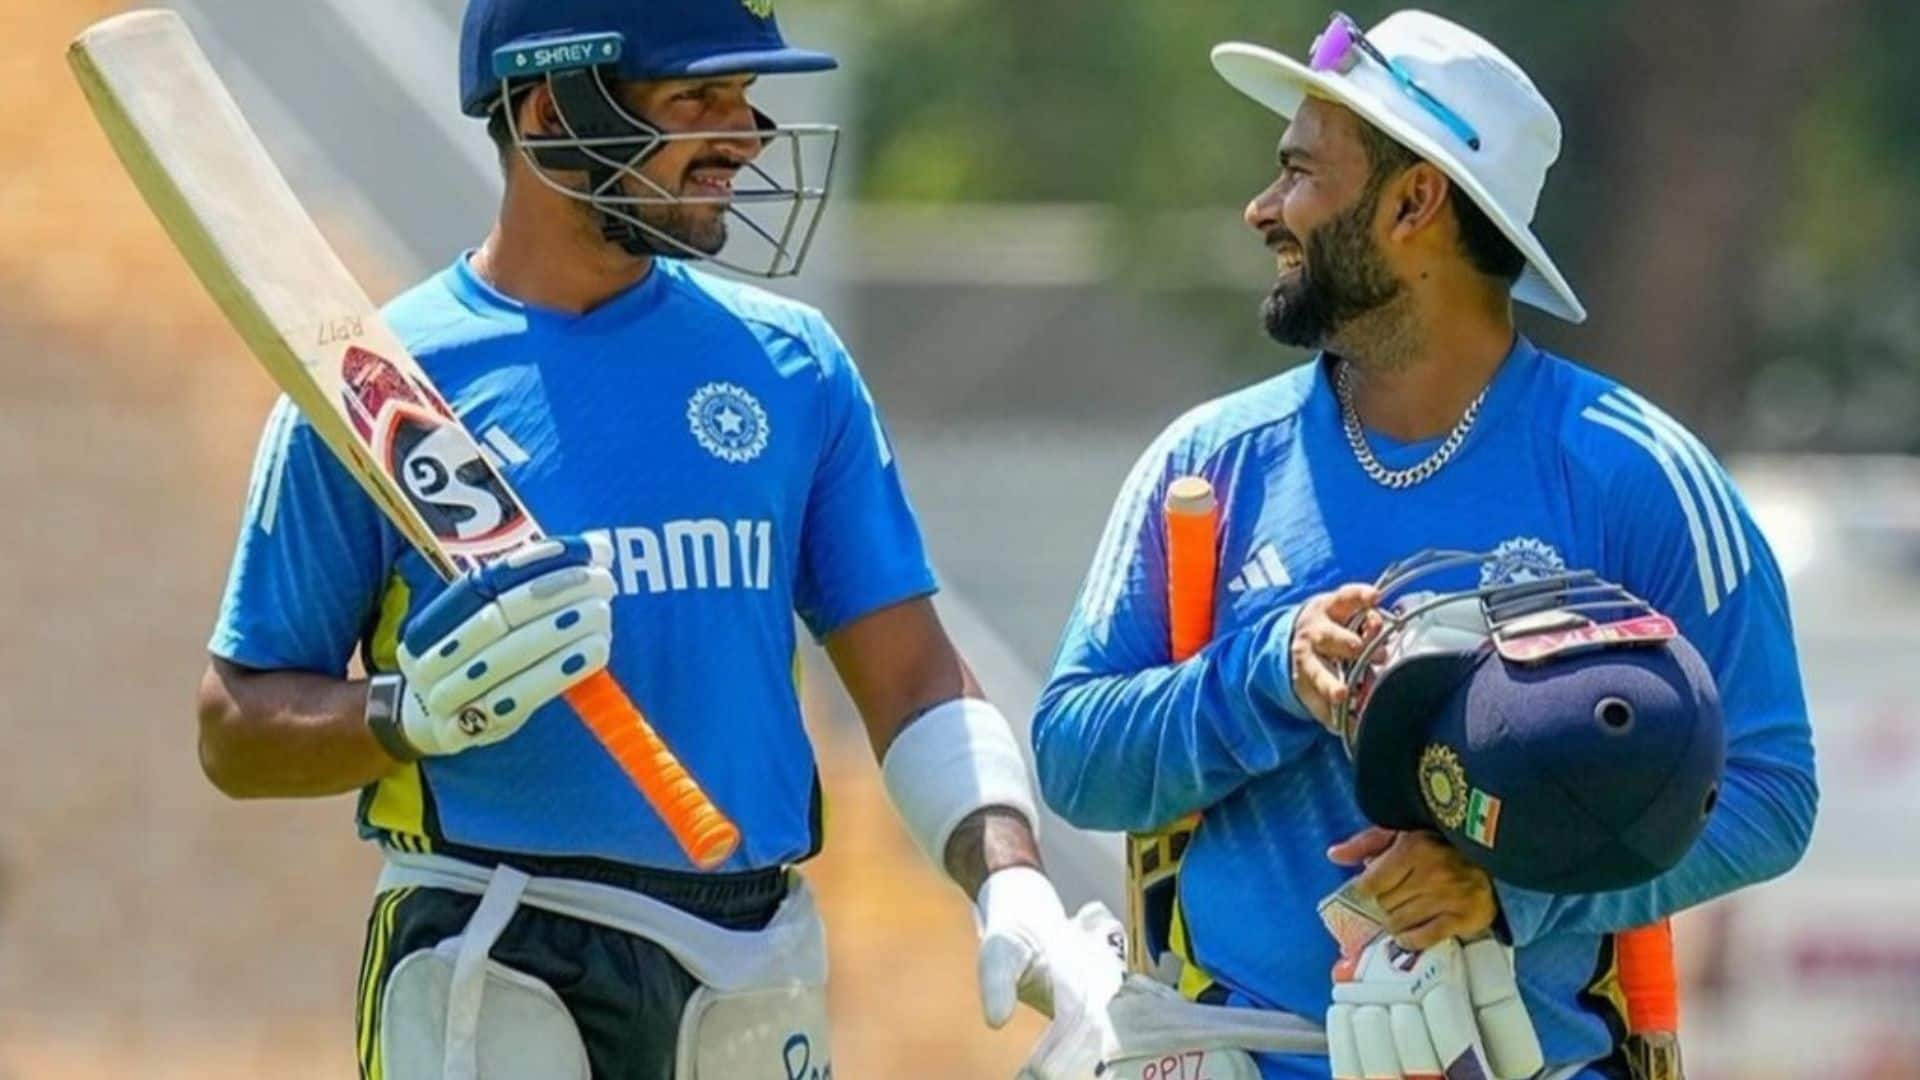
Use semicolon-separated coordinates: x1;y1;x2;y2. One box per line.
1580;392;1746;615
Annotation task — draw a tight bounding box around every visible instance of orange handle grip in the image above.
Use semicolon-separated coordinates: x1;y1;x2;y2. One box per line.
1165;476;1219;662
1161;478;1219;839
564;669;740;870
1617;919;1679;1033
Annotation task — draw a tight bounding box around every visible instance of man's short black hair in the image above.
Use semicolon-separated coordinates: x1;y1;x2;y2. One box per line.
487;100;513;154
1356;121;1527;285
485;84;537;165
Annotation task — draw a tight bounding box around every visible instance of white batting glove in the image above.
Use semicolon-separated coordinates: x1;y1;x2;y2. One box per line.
1327;932;1543;1080
388;537;615;758
975;867;1127;1080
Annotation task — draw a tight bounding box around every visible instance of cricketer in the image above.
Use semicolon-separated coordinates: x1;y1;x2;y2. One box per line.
1032;11;1818;1080
193;1;1123;1076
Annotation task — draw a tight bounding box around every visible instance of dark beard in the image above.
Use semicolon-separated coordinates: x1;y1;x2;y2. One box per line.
1261;188;1404;349
638;201;728;257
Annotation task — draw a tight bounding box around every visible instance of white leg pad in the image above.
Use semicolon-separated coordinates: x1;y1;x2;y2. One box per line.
373;852;838;1080
675;979;833;1080
379;944;589;1080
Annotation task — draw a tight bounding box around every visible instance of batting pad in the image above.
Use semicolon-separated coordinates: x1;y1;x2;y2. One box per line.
381;942;589;1080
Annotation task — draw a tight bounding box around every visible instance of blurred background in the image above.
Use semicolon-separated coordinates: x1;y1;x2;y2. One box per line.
2;0;1917;1076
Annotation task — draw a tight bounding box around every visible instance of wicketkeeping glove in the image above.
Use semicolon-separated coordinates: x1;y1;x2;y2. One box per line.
388;536;615;758
1327;931;1543;1080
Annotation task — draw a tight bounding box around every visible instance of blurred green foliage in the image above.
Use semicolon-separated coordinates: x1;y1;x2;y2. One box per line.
1760;0;1920;449
831;0;1920;447
848;4;1621;271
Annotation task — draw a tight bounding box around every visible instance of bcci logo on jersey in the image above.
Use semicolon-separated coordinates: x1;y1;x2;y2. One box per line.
689;382;770;464
1481;537;1566;586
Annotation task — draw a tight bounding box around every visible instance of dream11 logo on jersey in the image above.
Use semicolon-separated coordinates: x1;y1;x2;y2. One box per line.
585;519;779;597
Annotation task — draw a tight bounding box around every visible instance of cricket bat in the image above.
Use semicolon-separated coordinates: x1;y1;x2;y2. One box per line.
69;10;740;869
1126;475;1218;978
1619;919;1685;1079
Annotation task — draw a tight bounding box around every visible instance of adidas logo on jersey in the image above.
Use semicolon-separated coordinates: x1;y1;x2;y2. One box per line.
1227;543;1292;594
585;519;776;596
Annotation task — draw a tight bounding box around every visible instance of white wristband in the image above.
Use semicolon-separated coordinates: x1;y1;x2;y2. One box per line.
881;698;1040;872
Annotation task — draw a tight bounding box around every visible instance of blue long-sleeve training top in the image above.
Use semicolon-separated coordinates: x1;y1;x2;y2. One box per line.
1034;339;1817;1078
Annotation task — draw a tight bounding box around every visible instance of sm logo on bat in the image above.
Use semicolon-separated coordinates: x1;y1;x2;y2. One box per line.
339;345;535;553
385;411;529;544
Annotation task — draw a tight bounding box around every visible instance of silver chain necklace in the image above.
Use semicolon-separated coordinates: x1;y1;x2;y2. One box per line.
1334;360;1488;489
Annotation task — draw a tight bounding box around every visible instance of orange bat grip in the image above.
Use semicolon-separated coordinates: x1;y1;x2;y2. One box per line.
1160;476;1218;842
1617;919;1680;1033
1165;477;1220;662
564;669;740;869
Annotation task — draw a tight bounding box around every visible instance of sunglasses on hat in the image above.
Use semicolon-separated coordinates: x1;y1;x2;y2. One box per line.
1309;11;1482;152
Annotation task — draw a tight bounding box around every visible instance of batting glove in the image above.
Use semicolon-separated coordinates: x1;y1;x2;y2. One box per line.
975;867;1127;1080
1327;931;1543;1080
384;536;615;758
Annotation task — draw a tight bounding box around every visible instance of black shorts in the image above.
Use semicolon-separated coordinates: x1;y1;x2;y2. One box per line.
354;846;788;1080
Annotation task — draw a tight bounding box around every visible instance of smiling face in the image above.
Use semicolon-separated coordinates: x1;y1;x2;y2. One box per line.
1243;98;1408;350
612;74;767;256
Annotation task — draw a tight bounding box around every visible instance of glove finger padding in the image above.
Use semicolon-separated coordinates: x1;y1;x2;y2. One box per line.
1389;1002;1442;1077
402;602;512;689
439;629;612;749
1352;1004;1403;1077
1461;934;1544;1079
495;563;617;628
1416;974;1493;1078
393;536;617;758
1331;932;1542;1080
420;598;612;716
400;538;614;688
1327;1003;1365;1080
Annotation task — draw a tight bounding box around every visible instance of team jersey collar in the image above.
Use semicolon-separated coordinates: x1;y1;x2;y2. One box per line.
446;250;673;332
1312;334;1540;466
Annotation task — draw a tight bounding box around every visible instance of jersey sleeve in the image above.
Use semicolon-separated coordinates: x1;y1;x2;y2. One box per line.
792;319;938;640
1497;391;1818;945
207;397;400;676
1031;423;1318;833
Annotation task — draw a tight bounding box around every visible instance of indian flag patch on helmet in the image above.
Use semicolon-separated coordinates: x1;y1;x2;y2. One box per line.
1464;788;1503;848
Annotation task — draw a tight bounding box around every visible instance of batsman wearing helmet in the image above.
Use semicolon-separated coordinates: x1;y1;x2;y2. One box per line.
195;1;1124;1076
1033;10;1817;1080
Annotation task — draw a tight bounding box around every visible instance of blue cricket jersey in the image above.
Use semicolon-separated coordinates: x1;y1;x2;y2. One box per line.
210;256;937;871
1033;338;1818;1077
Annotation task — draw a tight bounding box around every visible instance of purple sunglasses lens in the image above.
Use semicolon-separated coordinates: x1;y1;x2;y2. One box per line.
1309;19;1354;71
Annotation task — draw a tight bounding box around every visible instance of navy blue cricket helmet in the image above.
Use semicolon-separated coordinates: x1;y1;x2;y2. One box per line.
458;0;841;279
1334;550;1727;895
459;0;837;118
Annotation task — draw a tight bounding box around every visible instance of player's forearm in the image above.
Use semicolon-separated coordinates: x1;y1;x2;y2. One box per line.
944;806;1045;899
1496;754;1817;946
1032;605;1311;832
196;658;400;799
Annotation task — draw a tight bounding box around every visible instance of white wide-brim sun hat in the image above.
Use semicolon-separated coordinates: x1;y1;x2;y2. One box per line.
1212;10;1586;323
